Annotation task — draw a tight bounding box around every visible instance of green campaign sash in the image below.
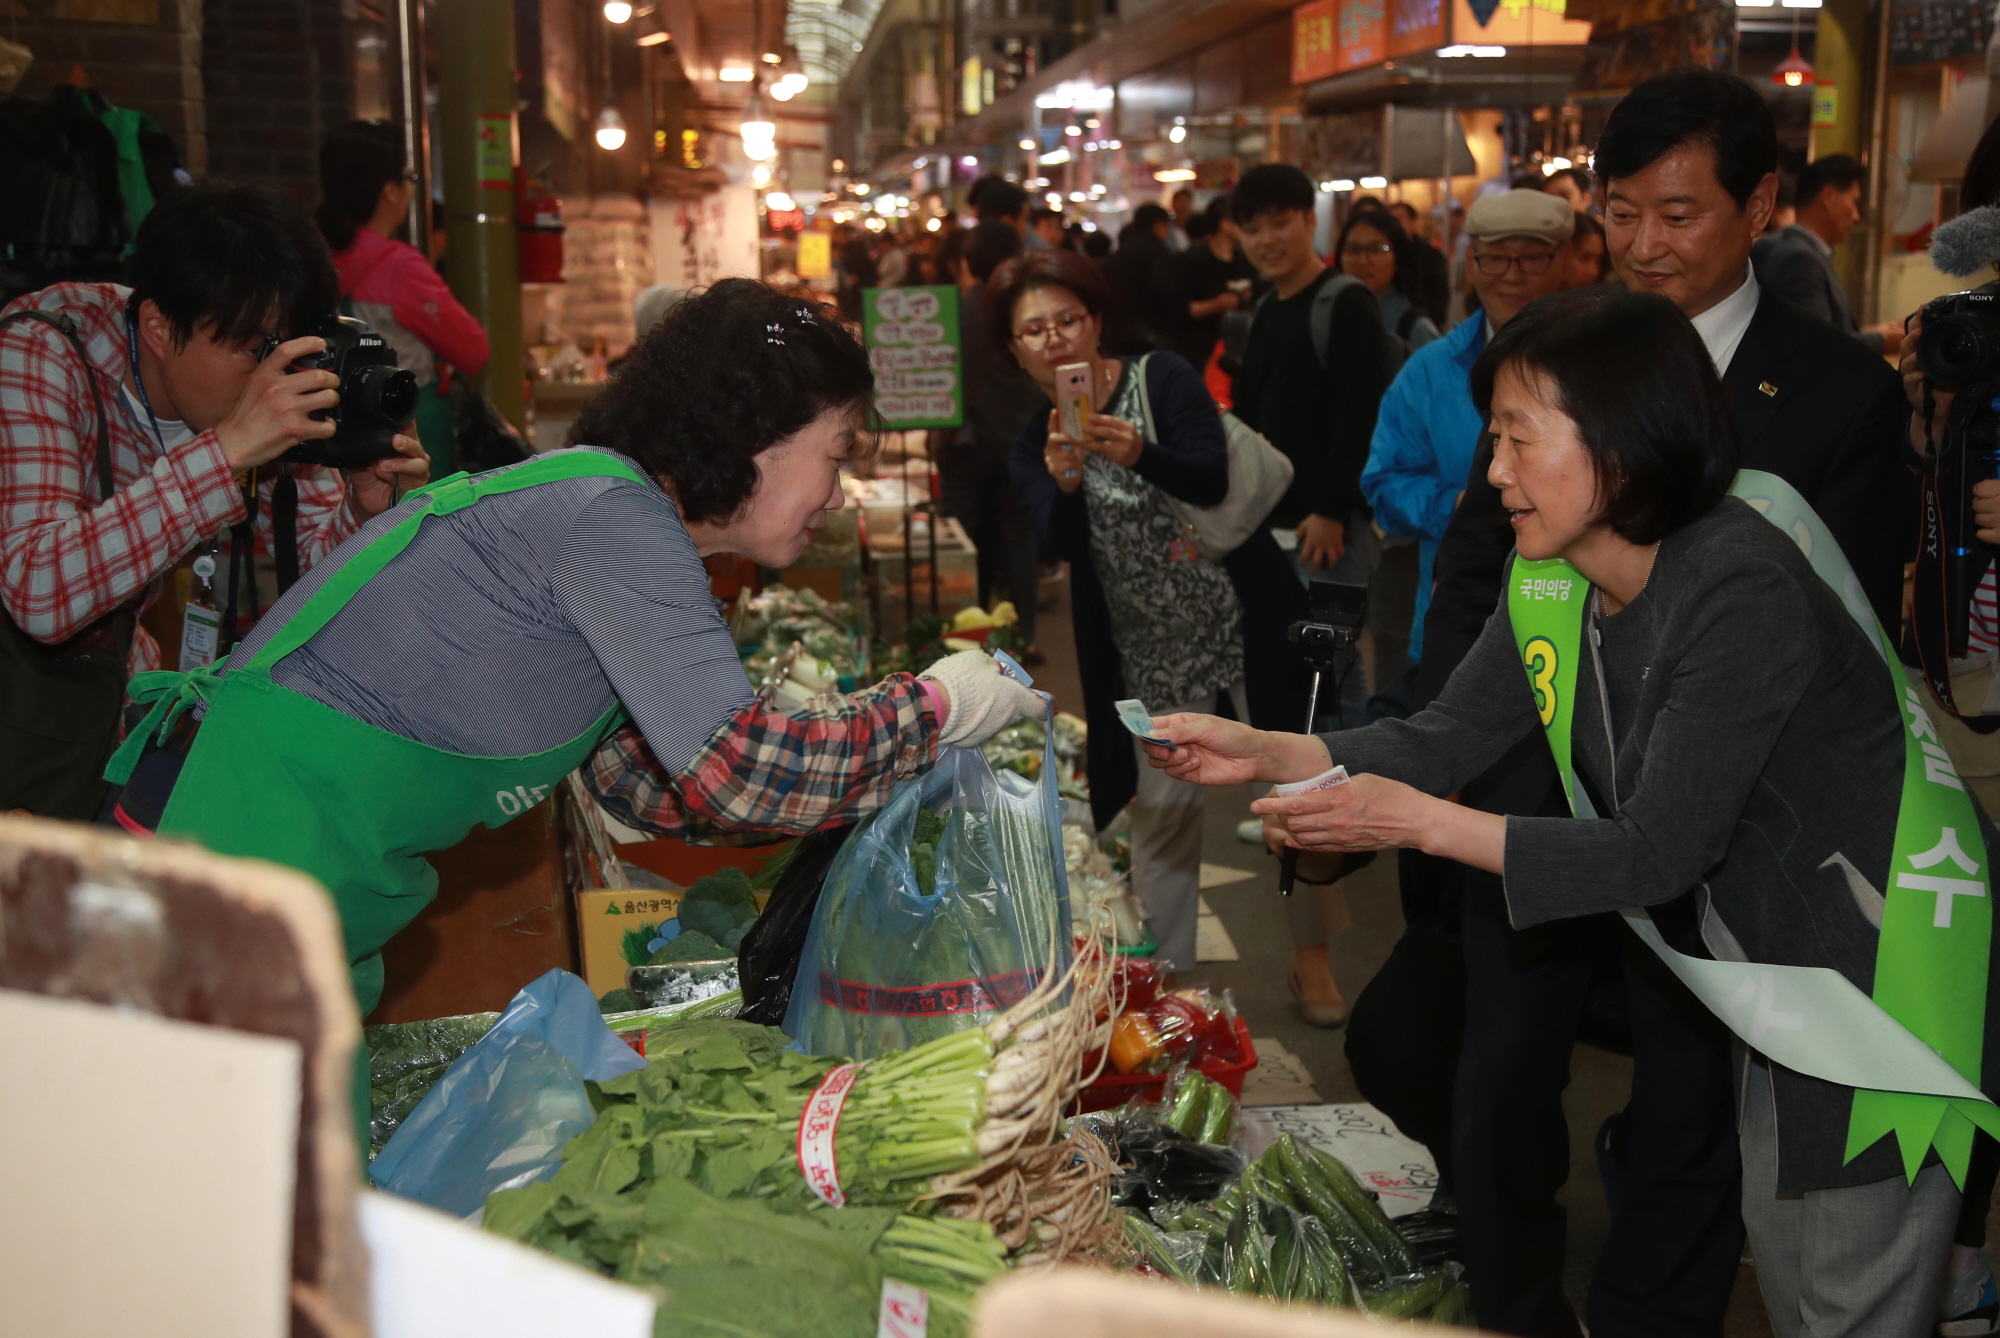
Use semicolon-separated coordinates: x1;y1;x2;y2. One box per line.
1507;469;2000;1185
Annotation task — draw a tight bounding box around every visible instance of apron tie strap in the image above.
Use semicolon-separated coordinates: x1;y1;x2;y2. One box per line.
103;661;231;785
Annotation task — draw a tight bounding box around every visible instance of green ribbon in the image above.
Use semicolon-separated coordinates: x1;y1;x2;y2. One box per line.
1507;470;2000;1186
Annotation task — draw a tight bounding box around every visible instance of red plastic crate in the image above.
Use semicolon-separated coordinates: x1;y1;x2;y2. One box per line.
1069;1017;1258;1115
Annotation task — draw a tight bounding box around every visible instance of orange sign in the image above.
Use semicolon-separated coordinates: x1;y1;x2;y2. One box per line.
1449;0;1592;47
1293;0;1340;84
1387;0;1448;56
1338;0;1387;70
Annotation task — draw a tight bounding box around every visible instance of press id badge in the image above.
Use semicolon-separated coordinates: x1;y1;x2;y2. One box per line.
180;603;220;670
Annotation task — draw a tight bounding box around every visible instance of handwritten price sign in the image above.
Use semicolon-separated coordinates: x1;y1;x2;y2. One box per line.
864;286;963;429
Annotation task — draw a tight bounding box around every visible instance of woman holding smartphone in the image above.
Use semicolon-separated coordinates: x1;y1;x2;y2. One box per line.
995;247;1306;978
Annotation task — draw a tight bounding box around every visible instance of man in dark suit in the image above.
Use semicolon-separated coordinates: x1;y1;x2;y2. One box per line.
1752;153;1905;357
1346;70;1914;1338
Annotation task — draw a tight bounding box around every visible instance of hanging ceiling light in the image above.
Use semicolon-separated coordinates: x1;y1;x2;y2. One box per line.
603;1;633;22
594;106;627;151
771;71;808;101
1771;46;1814;87
740;91;777;162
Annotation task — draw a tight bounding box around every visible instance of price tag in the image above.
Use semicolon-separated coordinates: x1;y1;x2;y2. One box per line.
179;602;220;671
877;1278;929;1338
796;1061;864;1207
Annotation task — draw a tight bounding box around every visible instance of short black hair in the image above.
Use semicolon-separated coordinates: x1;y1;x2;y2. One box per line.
1335;205;1420;298
129;181;340;349
1594;68;1776;210
965;218;1022;283
317;119;406;252
1546;165;1594;196
1184;211;1217;242
570;278;872;524
1028;206;1060;226
984;245;1115;351
1131;202;1171;231
1231;164;1316;223
971;174;1028;222
1471;287;1736;545
1082;231;1112;259
1795;153;1865;211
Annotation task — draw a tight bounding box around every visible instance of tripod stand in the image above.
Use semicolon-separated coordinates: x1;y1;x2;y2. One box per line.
1277;580;1367;896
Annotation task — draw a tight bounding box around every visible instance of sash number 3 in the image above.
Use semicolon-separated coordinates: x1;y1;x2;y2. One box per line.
1524;636;1559;727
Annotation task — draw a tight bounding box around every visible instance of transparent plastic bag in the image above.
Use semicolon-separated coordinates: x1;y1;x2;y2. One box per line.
368;969;648;1219
364;1011;500;1158
783;721;1072;1058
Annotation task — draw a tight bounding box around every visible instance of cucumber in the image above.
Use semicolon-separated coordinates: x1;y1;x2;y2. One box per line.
1167;1069;1208;1138
1429;1280;1474;1326
1302;1143;1418;1276
1267;1204;1306;1303
1272;1135;1387;1282
1295;1214;1354;1309
1198;1076;1235;1145
1359;1271;1449;1319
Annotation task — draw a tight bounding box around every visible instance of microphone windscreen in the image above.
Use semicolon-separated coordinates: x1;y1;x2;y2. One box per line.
1930;205;2000;278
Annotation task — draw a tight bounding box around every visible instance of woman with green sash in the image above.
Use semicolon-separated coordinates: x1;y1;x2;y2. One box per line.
1139;288;2000;1338
101;280;1043;1135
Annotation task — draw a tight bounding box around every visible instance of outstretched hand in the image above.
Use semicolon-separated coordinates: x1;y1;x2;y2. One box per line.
1140;714;1333;788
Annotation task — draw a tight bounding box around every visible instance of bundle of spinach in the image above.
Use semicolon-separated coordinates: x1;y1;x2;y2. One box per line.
488;1164;1004;1338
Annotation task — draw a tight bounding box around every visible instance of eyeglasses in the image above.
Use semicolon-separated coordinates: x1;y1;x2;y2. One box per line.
1470;248;1558;277
1341;241;1393;257
1013;310;1089;347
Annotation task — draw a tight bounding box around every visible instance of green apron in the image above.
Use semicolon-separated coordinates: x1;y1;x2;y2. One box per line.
107;450;646;1138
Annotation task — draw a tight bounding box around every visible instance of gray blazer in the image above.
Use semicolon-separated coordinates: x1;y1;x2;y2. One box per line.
1752;224;1884;354
1322;499;2000;1193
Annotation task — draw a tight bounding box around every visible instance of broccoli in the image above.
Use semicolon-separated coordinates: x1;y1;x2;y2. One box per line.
597;988;642;1014
648;929;728;964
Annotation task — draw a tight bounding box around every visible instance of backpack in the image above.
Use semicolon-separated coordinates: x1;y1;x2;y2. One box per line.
1254;270;1408;379
0;86;131;296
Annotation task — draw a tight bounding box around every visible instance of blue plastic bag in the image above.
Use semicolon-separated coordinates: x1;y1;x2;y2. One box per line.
783;713;1072;1058
368;969;647;1219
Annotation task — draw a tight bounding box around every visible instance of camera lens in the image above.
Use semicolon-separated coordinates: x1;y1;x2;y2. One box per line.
1922;314;1998;389
355;366;420;425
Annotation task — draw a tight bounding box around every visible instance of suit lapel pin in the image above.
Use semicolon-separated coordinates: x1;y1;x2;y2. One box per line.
1758;380;1779;397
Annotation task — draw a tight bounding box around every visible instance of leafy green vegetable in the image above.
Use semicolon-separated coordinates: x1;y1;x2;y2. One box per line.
648;930;727;964
364;1012;498;1158
622;922;663;968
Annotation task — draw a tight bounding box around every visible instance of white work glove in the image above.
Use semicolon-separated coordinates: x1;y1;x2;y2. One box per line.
920;649;1046;748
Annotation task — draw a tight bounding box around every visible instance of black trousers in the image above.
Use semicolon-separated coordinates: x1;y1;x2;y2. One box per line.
1348;864;1742;1338
935;447;1038;644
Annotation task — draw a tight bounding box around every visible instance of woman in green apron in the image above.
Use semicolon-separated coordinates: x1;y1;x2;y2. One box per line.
104;280;1042;1131
317;120;488;476
1140;289;2000;1338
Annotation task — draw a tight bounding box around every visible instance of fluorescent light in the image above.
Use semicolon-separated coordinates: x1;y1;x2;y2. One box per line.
1019;138;1036;150
1154;168;1197;182
1046;192;1062;206
1090;183;1107;194
1064;124;1083;137
1438;43;1506;56
765;191;796;211
603;1;633;22
1328;178;1357;192
1039;147;1071;166
773;72;808;100
960;154;978;167
854;183;871;194
1550;156;1573;170
1068;191;1085;202
1108;140;1122;149
762;50;783;63
1026;177;1048;188
1734;0;1776;6
719;65;755;81
1359;176;1388;189
1780;0;1820;7
637;30;671;45
1084;141;1099;152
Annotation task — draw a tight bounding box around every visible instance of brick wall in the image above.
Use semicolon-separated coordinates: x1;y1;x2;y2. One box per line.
199;0;351;199
2;0;208;169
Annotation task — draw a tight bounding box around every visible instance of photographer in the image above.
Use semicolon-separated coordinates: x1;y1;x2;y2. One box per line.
1898;112;2000;1334
0;181;428;822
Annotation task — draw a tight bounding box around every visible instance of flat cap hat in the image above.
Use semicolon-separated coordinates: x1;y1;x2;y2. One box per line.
1465;189;1576;244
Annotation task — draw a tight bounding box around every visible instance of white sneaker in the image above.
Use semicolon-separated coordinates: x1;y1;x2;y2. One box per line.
1234;817;1264;845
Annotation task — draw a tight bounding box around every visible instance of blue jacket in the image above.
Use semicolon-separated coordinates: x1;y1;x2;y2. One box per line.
1359;315;1488;664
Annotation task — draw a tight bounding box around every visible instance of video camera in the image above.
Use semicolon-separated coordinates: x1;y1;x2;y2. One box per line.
280;314;419;469
1288;577;1367;719
1912;279;2000;666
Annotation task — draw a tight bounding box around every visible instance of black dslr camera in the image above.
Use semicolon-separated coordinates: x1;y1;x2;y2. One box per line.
281;314;420;468
1917;280;2000;390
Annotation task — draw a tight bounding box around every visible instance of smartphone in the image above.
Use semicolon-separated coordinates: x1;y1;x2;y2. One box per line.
1055;362;1092;444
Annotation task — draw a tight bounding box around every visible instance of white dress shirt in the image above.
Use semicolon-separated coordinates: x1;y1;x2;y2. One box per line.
1688;263;1761;375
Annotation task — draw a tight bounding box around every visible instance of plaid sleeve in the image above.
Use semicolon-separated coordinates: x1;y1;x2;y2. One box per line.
249;464;359;563
584;672;940;842
0;318;243;642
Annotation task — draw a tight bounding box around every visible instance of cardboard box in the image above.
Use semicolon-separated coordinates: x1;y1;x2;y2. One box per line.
575;885;771;998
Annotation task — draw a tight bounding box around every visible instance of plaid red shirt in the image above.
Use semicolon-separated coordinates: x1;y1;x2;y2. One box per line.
585;672;940;843
0;282;360;673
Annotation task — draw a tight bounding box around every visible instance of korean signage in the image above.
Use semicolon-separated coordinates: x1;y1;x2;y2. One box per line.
1296;0;1449;81
864;286;963;429
1294;0;1339;83
1450;0;1593;48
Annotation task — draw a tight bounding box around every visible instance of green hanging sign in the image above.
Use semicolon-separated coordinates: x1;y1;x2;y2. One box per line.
1506;470;2000;1185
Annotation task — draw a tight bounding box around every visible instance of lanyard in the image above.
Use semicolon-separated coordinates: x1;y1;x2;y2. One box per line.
126;298;259;646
